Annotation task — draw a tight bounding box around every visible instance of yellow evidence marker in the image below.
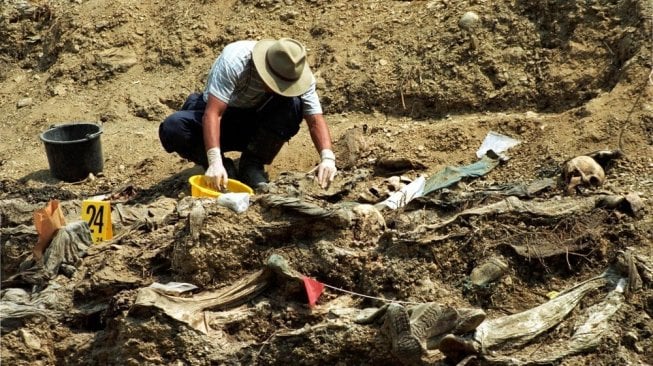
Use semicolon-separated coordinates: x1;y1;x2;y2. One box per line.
81;200;113;243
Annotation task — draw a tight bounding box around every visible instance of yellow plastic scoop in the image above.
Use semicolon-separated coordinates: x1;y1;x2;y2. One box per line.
188;175;253;198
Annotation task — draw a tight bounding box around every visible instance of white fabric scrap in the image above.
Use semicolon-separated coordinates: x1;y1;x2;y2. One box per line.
378;176;426;210
476;131;521;158
149;282;199;295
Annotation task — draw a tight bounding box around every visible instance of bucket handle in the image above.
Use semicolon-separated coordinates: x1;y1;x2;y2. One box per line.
47;124;103;140
85;130;103;140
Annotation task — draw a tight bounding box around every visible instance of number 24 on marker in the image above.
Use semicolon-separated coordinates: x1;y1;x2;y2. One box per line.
81;200;113;243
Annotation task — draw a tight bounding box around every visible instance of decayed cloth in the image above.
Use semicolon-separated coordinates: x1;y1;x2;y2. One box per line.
4;221;92;288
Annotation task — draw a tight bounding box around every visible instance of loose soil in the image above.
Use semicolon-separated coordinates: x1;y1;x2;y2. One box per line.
1;1;652;365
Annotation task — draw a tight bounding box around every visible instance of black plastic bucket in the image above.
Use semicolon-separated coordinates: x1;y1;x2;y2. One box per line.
40;123;104;182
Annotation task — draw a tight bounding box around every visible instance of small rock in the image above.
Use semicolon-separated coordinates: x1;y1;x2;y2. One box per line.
386;176;402;191
52;84;67;96
279;10;298;24
354;308;382;323
346;59;362;70
470;256;509;286
378;59;388;66
459;11;480;32
622;331;638;347
546;291;560;299
329;307;358;319
16;97;33;108
96;48;138;72
624;193;644;217
315;76;326;90
95;21;110;31
19;329;41;350
501;275;513;286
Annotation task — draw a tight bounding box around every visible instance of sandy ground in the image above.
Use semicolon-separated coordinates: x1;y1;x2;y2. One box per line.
1;1;652;365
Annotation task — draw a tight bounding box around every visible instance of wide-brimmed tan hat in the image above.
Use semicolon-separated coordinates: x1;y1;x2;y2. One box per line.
252;38;313;97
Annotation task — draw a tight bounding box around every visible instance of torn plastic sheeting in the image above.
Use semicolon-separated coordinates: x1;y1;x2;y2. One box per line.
0;284;65;332
148;282;199;295
478;178;556;198
132;255;332;333
476;131;521;159
0;224;37;236
0;198;41;226
534;278;626;363
133;269;271;334
474;271;618;351
113;197;177;232
261;195;335;218
376;176;425;210
423;154;500;196
484;279;626;365
510;240;592;259
415;178;556;212
260;195;352;227
615;249;652;293
0;302;54;332
417;195;610;232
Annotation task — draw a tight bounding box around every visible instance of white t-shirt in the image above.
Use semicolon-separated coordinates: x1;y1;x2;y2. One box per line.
203;40;323;116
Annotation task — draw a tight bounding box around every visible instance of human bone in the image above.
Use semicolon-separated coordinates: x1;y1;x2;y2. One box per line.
562;156;605;194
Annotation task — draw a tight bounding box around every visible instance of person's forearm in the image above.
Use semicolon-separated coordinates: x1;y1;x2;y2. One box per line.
202;112;221;151
305;114;332;152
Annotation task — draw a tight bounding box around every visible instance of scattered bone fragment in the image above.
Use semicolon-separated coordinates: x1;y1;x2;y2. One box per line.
188;200;206;241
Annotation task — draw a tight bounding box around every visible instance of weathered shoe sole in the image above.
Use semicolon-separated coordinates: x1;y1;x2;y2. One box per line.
384;303;423;362
410;303;459;340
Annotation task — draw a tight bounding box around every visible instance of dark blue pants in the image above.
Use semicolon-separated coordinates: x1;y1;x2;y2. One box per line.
158;93;303;167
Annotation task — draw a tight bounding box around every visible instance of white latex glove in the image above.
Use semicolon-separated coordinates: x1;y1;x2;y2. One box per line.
316;149;337;189
205;147;228;191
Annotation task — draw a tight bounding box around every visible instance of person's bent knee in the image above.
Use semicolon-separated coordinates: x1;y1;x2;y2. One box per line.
159;116;179;153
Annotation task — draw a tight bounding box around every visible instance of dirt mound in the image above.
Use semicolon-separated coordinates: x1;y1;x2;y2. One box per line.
1;0;652;365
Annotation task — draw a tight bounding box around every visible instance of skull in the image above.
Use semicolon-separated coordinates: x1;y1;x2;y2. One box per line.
562;155;605;194
351;204;386;241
